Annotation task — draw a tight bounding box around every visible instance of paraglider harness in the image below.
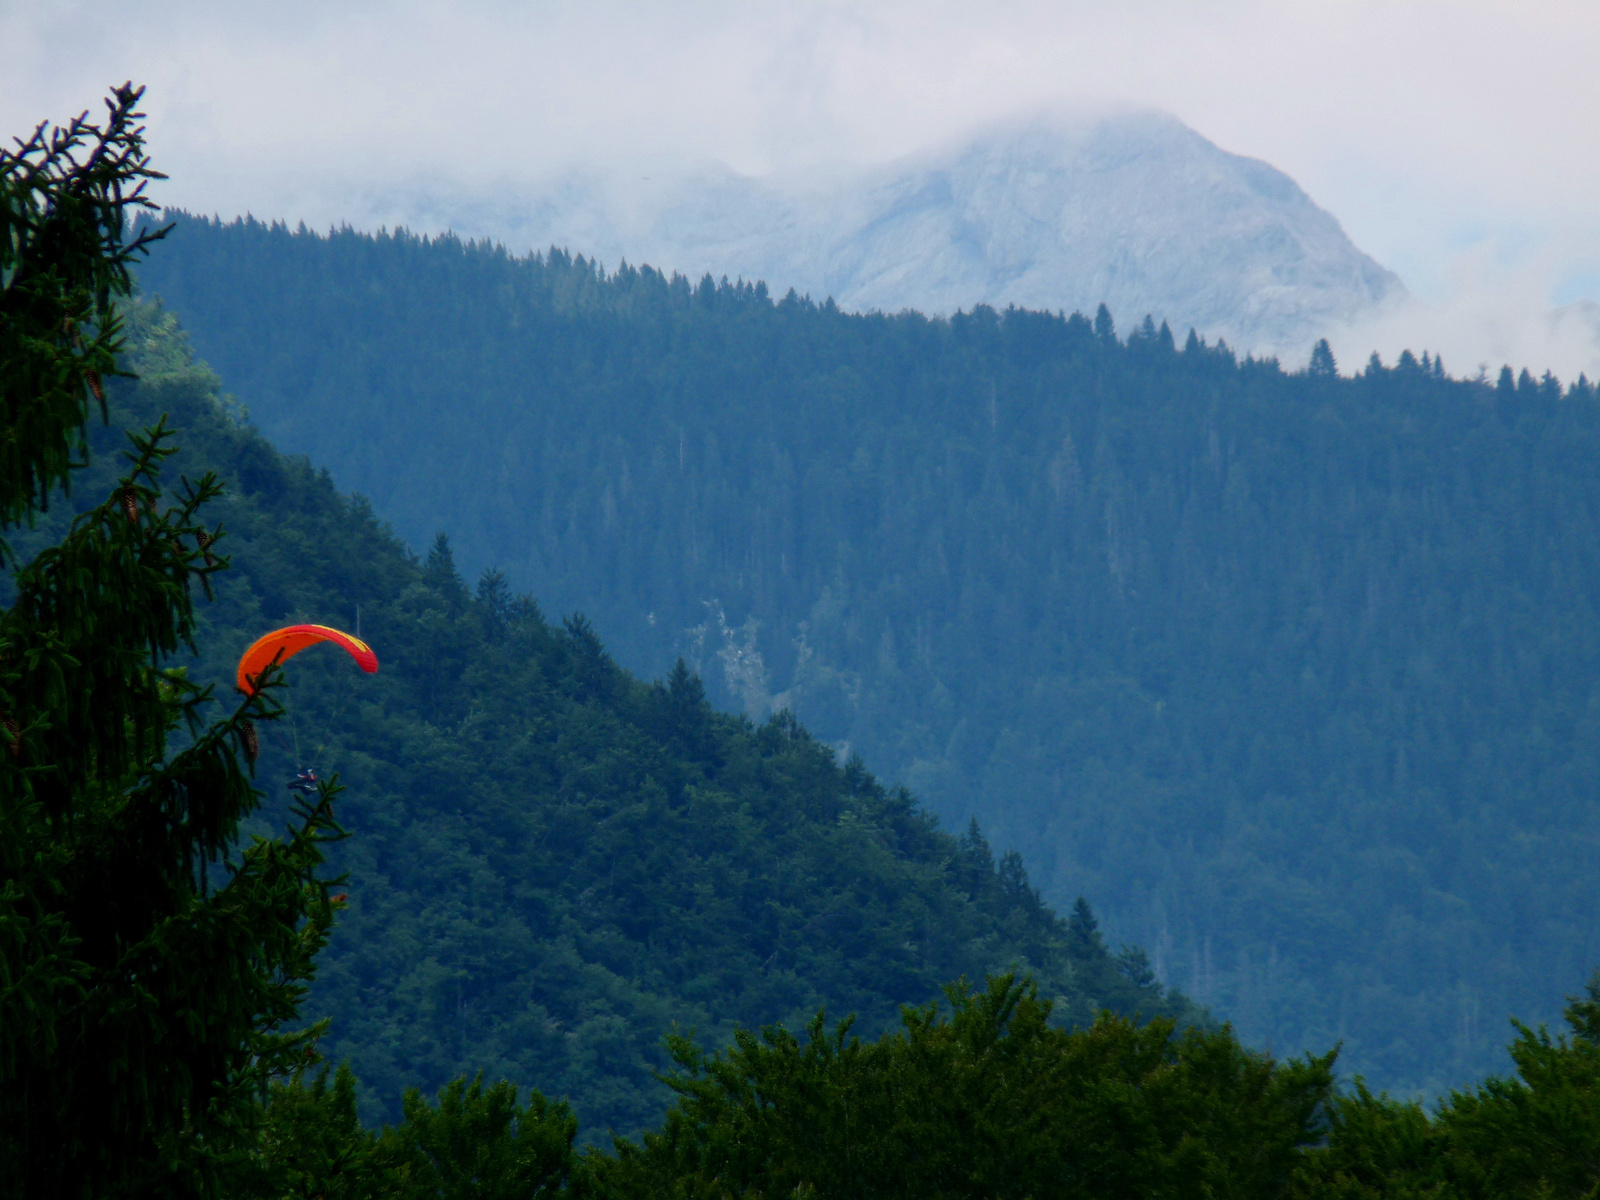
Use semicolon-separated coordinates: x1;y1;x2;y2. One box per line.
286;768;320;794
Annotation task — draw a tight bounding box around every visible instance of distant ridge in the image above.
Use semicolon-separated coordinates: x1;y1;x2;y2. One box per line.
376;107;1402;354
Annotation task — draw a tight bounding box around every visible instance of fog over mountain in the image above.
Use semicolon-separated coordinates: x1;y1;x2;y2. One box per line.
383;108;1403;356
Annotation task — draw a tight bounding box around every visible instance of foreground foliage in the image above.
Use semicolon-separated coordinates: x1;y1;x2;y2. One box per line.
232;1066;575;1199
1299;974;1600;1199
0;90;341;1198
247;971;1600;1199
594;974;1332;1200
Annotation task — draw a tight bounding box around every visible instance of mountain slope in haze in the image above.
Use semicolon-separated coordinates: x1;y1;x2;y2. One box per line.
40;300;1192;1136
379;108;1400;354
133;217;1600;1104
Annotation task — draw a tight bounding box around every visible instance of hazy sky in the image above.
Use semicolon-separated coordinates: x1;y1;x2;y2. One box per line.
6;0;1599;375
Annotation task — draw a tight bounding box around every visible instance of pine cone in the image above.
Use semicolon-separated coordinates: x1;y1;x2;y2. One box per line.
2;715;18;758
85;370;103;404
240;719;259;763
121;489;139;525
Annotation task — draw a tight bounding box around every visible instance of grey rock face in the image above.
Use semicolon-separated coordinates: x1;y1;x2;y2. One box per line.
412;108;1402;355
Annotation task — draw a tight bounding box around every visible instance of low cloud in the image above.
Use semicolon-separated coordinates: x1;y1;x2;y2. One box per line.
1325;243;1600;385
7;0;1600;381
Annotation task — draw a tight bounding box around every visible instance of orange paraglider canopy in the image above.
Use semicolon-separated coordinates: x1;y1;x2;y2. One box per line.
236;623;379;695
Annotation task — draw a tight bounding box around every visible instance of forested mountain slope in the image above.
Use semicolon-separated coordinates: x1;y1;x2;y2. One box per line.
134;214;1600;1101
34;302;1188;1135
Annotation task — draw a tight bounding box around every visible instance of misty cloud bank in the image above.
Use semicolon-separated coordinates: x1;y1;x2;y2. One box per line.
7;1;1598;381
1329;262;1600;384
328;108;1598;382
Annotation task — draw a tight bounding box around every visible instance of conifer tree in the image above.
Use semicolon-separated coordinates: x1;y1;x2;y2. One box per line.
1;86;344;1198
1069;896;1106;955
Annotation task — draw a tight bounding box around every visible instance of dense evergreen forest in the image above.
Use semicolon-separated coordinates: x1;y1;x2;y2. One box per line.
23;301;1191;1134
135;213;1600;1099
16;86;1600;1199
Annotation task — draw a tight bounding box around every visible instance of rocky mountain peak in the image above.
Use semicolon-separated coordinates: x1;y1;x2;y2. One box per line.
397;107;1403;356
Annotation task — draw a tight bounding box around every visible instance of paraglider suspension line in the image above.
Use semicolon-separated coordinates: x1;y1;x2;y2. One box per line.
307;668;357;769
289;703;305;771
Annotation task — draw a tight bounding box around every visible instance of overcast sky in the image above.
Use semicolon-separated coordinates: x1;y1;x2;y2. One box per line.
6;0;1599;375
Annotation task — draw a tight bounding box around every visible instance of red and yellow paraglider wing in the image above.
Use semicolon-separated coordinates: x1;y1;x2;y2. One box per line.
236;623;379;694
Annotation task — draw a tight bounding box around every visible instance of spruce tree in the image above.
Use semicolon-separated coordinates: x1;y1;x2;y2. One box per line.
1;86;344;1197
